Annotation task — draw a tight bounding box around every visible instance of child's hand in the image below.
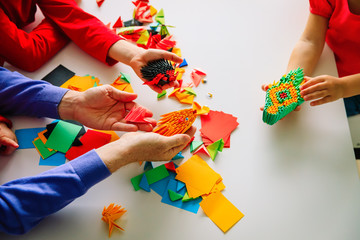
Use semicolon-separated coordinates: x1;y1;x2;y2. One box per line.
0;122;18;155
259;84;301;111
300;76;345;106
129;49;183;93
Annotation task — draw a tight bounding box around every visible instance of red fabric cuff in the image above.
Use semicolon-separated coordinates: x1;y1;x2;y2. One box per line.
0;115;12;128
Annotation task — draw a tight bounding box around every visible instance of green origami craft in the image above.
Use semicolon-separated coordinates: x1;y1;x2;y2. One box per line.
263;68;305;125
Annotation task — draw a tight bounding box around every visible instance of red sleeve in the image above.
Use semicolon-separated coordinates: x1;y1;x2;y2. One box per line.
0;115;12;129
0;8;69;72
37;0;125;65
309;0;334;18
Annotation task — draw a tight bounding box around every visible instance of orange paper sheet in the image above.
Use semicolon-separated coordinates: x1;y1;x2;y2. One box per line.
60;75;100;91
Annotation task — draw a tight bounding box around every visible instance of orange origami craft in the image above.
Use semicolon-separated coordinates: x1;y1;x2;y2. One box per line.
153;108;197;136
102;203;126;237
153;103;209;136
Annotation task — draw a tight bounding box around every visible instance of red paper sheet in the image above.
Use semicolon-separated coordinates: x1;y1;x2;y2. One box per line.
200;111;238;147
66;129;111;160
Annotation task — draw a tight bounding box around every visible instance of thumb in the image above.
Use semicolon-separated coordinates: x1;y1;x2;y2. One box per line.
108;86;138;102
161;51;183;64
166;134;191;149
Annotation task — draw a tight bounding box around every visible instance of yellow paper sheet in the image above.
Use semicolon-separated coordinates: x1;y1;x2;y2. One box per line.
175;155;222;198
200;191;244;233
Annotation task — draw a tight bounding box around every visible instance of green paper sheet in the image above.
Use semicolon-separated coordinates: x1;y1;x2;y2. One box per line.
33;137;56;159
45;120;82;153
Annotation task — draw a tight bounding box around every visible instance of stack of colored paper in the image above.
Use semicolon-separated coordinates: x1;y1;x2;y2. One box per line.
130;155;244;232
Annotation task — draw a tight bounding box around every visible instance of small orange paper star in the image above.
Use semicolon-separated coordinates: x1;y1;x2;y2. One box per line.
102;203;126;237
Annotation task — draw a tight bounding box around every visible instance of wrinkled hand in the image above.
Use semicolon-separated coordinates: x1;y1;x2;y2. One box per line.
59;85;156;132
300;75;344;106
129;49;183;93
0;122;18;155
96;127;196;173
259;84;302;112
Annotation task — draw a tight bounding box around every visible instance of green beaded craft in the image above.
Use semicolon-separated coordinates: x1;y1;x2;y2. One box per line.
263;68;305;125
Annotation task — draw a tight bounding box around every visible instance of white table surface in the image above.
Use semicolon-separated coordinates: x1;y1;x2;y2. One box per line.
1;0;360;239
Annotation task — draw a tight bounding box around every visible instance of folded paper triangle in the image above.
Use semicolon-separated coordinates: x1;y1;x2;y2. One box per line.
206;139;224;161
165;161;176;172
168;189;183;201
172;151;184;160
179;58;188;68
193;144;210;157
177;181;186;192
113;16;123;28
139;174;151;192
190;140;203;153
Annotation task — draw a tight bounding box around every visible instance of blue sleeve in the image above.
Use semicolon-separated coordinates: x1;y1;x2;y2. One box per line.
0;67;69;119
0;150;111;235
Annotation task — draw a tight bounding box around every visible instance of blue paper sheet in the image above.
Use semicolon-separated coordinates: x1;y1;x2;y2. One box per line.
15;128;46;149
39;152;66;166
149;164;178;196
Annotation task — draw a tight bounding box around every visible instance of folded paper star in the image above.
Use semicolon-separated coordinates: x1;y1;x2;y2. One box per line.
263;68;305;125
101;203;126;237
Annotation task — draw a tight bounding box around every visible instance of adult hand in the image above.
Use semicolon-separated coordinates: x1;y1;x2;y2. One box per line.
59;85;156;132
300;75;344;106
96;126;196;173
0;122;18;155
259;84;302;111
129;49;183;93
